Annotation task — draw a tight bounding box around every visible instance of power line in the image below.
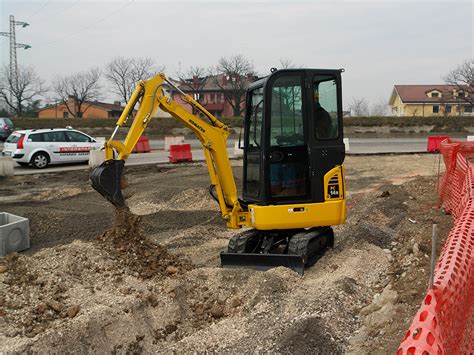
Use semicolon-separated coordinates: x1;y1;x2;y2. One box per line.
29;0;83;23
25;0;52;21
43;0;135;48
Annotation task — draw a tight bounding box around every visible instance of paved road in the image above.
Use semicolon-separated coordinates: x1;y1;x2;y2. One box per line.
0;137;463;176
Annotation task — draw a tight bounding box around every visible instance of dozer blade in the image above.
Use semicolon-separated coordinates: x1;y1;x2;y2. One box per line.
90;159;126;207
220;252;305;275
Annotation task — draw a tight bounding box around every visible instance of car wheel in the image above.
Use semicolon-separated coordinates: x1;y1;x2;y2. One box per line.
31;152;50;169
17;162;29;167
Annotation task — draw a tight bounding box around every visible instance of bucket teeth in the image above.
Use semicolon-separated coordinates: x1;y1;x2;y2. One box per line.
90;160;126;206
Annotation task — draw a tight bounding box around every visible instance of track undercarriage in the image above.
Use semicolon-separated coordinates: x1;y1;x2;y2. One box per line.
220;227;334;275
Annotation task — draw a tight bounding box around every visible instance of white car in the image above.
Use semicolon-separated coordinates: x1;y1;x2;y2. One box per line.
2;127;104;169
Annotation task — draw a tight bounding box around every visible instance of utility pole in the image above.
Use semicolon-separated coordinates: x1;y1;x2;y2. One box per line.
0;15;31;111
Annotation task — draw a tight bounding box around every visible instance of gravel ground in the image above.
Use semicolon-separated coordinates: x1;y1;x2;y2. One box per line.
0;154;452;353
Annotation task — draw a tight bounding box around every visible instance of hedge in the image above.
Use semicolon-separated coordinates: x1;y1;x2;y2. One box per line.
9;115;473;135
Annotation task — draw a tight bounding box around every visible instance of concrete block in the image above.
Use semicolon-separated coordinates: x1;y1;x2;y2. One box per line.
0;155;14;177
0;212;29;256
467;136;474;142
164;136;185;151
89;149;105;168
343;138;350;152
233;141;243;157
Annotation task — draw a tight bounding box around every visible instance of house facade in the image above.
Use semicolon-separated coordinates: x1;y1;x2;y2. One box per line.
38;97;124;119
389;85;473;117
170;74;254;118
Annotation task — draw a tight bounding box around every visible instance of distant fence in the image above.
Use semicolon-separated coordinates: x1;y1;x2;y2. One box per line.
398;138;474;354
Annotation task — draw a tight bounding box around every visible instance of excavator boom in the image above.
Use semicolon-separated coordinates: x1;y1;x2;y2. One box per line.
90;73;249;229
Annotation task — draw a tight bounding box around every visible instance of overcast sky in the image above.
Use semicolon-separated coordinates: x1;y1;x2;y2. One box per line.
0;0;472;109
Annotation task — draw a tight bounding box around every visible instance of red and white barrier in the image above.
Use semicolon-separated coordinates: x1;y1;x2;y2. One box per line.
168;144;192;163
398;138;474;354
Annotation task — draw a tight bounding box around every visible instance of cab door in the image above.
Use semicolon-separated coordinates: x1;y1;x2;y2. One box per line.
307;70;345;203
264;71;311;204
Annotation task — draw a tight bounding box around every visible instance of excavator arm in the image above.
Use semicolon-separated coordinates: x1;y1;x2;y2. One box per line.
90;73;249;229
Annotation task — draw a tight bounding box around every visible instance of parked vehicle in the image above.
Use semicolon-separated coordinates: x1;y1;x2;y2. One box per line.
0;117;14;142
2;127;103;168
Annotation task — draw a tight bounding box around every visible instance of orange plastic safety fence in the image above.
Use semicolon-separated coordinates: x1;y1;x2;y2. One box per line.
398;138;474;354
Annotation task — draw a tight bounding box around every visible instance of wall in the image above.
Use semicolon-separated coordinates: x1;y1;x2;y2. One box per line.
39;103;111;119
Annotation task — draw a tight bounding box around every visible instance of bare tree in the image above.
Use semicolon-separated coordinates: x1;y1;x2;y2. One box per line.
52;68;101;118
349;97;370;117
211;54;255;116
0;65;46;117
279;58;297;69
370;98;389;116
443;59;473;106
104;57;163;104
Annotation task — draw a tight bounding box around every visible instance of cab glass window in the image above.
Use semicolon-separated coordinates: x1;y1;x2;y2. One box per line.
270;76;304;147
43;131;68;142
247;87;263;148
66;131;90;142
244;87;264;197
313;75;339;140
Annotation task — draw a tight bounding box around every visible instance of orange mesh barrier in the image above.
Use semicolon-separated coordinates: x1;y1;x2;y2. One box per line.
398;138;474;354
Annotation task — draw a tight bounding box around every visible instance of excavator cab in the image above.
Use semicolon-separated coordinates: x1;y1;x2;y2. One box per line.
221;69;346;274
242;69;345;207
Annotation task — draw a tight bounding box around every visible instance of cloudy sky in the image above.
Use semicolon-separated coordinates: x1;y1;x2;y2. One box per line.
0;0;472;109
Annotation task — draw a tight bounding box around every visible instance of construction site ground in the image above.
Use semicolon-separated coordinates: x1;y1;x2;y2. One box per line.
0;154;453;353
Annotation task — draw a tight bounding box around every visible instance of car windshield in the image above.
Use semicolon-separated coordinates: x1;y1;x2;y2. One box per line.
5;132;24;143
3;118;13;126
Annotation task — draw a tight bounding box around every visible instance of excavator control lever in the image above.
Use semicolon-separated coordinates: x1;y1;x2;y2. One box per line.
90;159;126;207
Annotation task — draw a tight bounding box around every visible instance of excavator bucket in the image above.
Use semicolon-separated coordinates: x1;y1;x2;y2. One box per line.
90;159;126;207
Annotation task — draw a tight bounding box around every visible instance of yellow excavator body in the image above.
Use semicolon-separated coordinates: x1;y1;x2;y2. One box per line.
90;68;347;274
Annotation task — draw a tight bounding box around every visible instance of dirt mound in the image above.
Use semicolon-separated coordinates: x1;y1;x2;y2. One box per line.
1;242;116;340
97;207;192;279
0;207;192;344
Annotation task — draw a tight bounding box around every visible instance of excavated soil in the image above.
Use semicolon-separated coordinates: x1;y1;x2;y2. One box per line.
0;155;453;353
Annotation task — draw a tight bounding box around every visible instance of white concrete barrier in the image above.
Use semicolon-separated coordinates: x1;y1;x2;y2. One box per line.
0;212;30;256
89;149;105;168
0;155;14;177
343;138;350;152
467;136;474;142
164;136;185;151
233;141;244;157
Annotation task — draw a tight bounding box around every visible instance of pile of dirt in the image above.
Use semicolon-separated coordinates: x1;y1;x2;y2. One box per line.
97;207;193;279
0;206;192;345
346;177;452;353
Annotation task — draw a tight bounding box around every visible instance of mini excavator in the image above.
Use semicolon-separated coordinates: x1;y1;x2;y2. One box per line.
90;69;346;275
